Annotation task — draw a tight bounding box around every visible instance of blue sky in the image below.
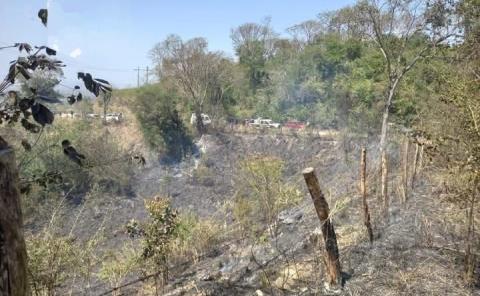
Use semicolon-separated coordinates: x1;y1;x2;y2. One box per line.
0;0;355;89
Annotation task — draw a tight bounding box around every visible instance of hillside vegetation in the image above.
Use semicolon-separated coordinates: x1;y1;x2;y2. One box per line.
0;0;479;295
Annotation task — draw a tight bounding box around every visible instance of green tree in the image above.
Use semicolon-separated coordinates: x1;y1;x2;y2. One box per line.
231;19;277;91
133;85;193;160
353;0;458;155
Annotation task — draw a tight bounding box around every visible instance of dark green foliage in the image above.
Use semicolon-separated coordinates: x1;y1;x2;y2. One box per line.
133;85;193;160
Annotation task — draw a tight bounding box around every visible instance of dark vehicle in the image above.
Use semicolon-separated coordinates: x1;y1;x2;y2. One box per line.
244;119;255;126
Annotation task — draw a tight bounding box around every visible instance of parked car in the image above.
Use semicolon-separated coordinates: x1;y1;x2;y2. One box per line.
86;113;100;119
58;111;75;118
284;120;307;129
249;118;281;128
103;112;123;122
190;113;212;126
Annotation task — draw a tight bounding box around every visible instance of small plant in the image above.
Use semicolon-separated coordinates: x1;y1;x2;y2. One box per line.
126;196;178;290
235;155;303;237
98;244;138;296
27;231;78;295
232;195;257;236
172;212;222;261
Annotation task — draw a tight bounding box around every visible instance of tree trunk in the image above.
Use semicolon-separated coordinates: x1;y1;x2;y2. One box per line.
302;168;341;287
378;81;398;154
0;137;29;296
378;81;398;222
194;109;205;135
381;152;389;222
360;149;374;243
402;137;409;203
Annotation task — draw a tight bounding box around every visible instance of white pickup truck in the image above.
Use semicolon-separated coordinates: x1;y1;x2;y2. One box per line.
249;118;281;128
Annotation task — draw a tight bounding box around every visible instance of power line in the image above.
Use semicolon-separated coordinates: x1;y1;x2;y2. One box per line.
133;66;154;88
0;41;142;73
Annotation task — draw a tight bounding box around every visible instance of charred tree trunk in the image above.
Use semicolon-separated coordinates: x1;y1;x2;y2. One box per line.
360;149;374;243
381;152;389;222
302;168;341;287
0;137;29;296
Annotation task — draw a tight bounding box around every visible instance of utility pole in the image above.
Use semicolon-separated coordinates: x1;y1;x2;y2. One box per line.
146;66;149;84
134;67;152;87
134;66;141;88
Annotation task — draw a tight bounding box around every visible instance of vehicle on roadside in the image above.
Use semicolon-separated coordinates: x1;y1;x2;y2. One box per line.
58;111;76;118
244;118;255;126
86;113;100;119
103;112;123;122
190;113;212;126
284;120;307;130
249;118;281;128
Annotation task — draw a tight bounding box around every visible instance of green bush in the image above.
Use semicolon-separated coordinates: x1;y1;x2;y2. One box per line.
234;156;303;237
172;212;222;261
132;85;193;160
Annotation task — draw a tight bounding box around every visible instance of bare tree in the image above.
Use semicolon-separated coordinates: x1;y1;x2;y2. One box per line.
150;35;229;134
287;20;323;45
230;18;277;59
320;8;369;39
357;0;457;156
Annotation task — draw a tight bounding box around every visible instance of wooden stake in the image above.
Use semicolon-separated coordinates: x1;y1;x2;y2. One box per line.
0;138;29;296
418;145;424;174
402;137;409;203
411;143;420;190
381;151;389;222
302;167;341;287
360;149;374;243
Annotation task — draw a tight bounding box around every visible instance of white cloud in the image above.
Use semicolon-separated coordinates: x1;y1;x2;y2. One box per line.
69;48;82;58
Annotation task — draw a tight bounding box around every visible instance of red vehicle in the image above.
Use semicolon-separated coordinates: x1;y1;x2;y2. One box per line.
284;120;307;129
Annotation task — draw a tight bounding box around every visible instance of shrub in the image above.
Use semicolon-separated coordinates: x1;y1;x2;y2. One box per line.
171;212;222;261
125;196;178;289
27;232;78;295
98;244;138;294
235;156;303;237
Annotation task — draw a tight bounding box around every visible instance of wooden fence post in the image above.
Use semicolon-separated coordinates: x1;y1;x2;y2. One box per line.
411;143;420;190
402;137;409;203
418;145;424;174
381;152;389;222
360;149;374;243
302;167;341;287
0;138;29;296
